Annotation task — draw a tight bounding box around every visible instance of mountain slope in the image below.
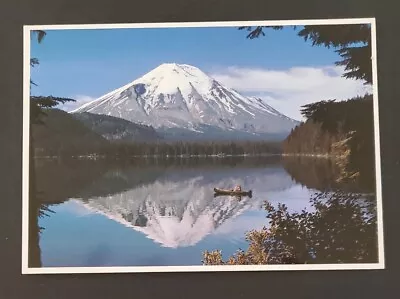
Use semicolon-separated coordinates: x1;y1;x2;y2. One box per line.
72;112;161;142
71;63;299;140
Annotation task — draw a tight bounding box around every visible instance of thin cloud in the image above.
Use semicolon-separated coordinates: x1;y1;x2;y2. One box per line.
60;95;97;112
211;65;372;121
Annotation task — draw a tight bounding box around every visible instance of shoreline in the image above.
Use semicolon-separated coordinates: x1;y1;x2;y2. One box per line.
33;153;281;160
33;152;339;160
281;153;335;159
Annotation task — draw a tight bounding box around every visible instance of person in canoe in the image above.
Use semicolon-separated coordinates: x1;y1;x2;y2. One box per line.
213;185;252;198
233;185;242;192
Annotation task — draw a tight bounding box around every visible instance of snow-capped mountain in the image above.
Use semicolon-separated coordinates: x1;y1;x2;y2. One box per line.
71;63;299;140
74;166;296;248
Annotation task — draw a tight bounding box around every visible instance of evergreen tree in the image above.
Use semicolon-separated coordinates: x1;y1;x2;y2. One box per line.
238;24;372;84
30;30;75;125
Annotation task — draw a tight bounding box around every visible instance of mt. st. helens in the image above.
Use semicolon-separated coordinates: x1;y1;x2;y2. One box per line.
71;63;299;140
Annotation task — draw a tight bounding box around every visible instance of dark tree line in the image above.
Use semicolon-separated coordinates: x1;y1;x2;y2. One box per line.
37;139;283;158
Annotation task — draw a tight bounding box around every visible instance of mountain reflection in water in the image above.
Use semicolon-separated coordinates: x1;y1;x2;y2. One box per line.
29;156;377;267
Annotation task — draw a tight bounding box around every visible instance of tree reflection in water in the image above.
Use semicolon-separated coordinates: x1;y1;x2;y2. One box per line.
203;157;378;265
28;192;54;268
203;191;377;265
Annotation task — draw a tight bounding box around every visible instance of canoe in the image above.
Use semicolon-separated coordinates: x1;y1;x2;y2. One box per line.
213;188;252;197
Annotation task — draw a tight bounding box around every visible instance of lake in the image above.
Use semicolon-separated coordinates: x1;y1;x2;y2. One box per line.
28;156;378;268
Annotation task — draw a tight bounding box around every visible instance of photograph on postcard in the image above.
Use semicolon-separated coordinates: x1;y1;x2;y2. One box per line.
22;18;384;274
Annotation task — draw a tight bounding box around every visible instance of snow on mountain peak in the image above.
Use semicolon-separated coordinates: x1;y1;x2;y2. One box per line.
136;63;215;99
71;63;298;139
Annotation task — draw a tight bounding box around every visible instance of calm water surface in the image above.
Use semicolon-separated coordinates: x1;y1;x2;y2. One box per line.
29;156;376;267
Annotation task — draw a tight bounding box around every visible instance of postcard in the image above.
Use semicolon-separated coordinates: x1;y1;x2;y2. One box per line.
22;18;384;274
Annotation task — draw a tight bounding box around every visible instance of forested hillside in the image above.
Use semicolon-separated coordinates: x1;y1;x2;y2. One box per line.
72;112;161;142
282;94;375;190
31;108;110;157
32;108;283;158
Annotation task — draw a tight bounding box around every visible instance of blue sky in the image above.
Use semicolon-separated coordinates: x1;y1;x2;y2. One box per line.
30;26;370;120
